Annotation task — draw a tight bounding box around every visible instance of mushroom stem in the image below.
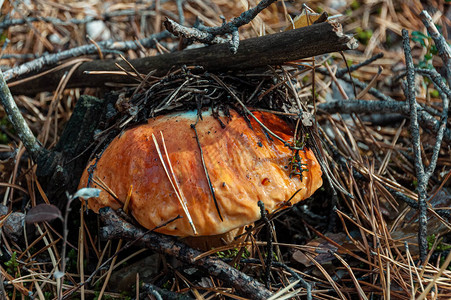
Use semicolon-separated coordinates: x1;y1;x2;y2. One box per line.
182;226;246;251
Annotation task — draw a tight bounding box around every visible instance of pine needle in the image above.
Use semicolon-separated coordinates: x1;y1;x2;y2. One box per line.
152;132;197;235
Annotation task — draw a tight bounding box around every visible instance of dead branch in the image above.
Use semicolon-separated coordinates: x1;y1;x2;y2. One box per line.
9;21;357;95
164;18;229;45
420;10;451;86
0;70;44;161
317;99;451;143
402;28;448;262
165;0;278;53
99;207;273;300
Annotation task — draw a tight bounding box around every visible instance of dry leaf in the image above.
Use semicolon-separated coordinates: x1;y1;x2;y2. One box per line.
25;204;62;224
285;8;328;31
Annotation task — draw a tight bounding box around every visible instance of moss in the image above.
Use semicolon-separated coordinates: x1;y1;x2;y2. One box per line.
355;27;373;45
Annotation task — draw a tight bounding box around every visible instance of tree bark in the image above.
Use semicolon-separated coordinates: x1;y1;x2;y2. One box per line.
9;21;357;94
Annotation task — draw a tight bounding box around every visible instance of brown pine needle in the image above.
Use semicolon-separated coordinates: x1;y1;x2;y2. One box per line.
334;253;369;300
417;249;451;300
305;253;347;300
92;175;118;200
123;185;133;214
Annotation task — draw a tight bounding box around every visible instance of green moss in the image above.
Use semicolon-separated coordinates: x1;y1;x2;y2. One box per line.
350;0;361;10
4;252;19;276
430;89;439;98
428;234;451;251
355;27;373;45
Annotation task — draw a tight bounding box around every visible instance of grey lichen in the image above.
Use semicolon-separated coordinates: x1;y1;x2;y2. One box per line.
0;69;43;161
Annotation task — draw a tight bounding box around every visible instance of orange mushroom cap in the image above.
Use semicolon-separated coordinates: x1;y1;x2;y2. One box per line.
78;109;323;237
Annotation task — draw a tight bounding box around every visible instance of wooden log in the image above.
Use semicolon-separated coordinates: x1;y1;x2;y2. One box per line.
9;21;357;94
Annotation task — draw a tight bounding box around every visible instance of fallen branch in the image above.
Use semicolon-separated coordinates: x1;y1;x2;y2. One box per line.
9;21;357;94
402;27;449;261
317;99;451;143
99;207;273;300
0;69;44;161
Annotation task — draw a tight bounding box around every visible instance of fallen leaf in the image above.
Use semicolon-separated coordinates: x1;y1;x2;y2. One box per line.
285;8;328;31
291;232;355;266
25;204;62;224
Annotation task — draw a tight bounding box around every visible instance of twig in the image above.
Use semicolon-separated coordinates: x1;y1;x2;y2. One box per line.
415;68;451;100
419;11;451;86
141;283;193;300
164;0;278;53
164;18;229;45
323;130;451;219
195;0;277;35
316;66;393;102
3;31;170;82
99;207;273;300
0;69;43;161
317;53;384;78
57;192;77;299
317;99;451;143
415;69;450;180
258;201;273;289
176;0;185;25
142;285;163;300
402;29;427;261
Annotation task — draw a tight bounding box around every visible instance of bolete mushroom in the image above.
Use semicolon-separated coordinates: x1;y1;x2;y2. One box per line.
78;109;322;249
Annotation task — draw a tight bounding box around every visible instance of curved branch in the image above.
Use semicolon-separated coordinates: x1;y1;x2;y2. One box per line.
99;207;272;300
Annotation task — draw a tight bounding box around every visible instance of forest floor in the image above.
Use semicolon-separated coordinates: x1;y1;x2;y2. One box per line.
0;0;450;299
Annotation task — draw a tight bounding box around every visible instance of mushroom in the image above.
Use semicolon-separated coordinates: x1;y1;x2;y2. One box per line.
78;109;323;249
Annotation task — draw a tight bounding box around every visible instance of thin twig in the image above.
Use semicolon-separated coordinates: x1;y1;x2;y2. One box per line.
176;0;185;25
141;283;192;300
419;11;451;86
164;18;229;45
317;53;384;78
402;29;427;261
415;68;451;100
415;69;450;180
317;99;451;143
258;201;273;289
164;0;278;53
0;69;43;161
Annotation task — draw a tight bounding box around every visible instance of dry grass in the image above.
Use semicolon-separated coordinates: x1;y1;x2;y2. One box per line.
0;0;450;299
